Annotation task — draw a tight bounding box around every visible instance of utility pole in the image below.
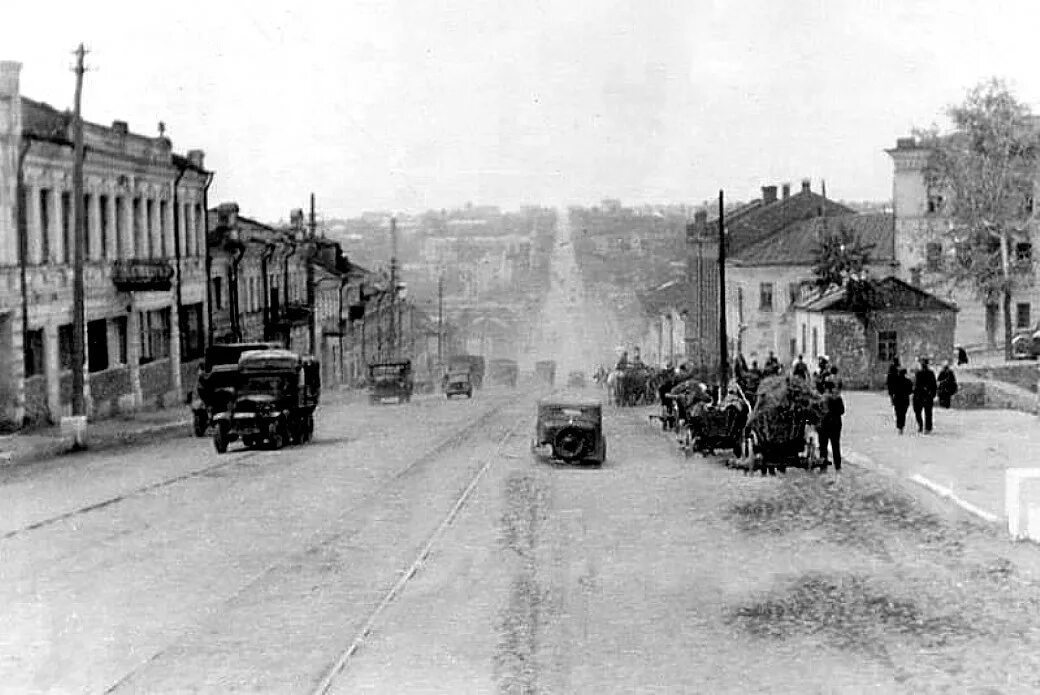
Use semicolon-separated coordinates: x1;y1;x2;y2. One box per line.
437;273;443;369
307;193;317;354
71;43;88;418
388;216;397;358
718;190;728;390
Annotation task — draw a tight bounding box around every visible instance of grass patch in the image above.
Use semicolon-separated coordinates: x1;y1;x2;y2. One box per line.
728;572;978;658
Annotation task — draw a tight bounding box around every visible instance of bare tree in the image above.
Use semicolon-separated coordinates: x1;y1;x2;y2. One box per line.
917;78;1040;359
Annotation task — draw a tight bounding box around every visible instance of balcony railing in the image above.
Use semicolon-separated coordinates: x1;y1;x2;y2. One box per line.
278;301;312;327
112;259;174;292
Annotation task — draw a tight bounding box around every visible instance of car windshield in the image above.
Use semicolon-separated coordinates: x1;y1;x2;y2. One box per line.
542;405;598;419
370;365;405;379
239;374;288;396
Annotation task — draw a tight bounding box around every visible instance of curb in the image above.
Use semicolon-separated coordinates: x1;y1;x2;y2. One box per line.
1;419;191;469
846;449;1001;525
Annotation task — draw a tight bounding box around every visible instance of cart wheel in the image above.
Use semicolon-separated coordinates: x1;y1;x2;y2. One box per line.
213;425;229;454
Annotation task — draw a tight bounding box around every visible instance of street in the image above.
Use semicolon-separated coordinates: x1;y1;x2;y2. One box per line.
4;385;1040;693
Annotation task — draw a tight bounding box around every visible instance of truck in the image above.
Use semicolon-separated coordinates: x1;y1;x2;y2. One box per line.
447;354;486;390
488;358;519;387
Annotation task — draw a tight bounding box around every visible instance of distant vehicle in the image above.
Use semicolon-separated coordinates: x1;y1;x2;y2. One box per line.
1011;324;1040;359
368;360;413;404
535;360;557;386
212;349;320;453
567;370;586;388
447;355;486;389
531;397;606;466
191;342;279;437
444;371;473;399
488;358;519;387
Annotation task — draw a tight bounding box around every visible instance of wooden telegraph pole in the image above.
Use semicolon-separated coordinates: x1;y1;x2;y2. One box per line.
388;216;398;359
437;273;443;369
71;44;88;418
718;190;728;390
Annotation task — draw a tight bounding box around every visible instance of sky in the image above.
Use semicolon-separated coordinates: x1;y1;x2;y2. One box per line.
5;0;1040;221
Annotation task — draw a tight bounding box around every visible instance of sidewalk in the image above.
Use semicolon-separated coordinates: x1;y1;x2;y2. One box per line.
843;390;1040;527
0;386;367;469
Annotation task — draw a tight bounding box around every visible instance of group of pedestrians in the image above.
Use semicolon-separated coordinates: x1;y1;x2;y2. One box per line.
885;356;959;434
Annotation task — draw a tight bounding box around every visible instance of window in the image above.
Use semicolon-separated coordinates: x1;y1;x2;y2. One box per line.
159;200;168;257
139;308;171;364
99;195;109;259
212;276;224;309
910;267;922;286
759;282;774;312
133;198;143;257
801;323;807;355
736;286;744;324
145;199;154;258
194;204;203;256
180;303;204;360
878;330;898;362
39;188;51;263
87;318;108;373
788;282;802;306
925;242;943;271
115;197;125;258
24;329;44;377
83;194;92;258
954;241;972;268
58;323;74;370
181;202;190;257
1017;303;1031;329
61;192;71;263
1015;242;1032;263
927;194;944;214
811;327;819;359
112;316;128;364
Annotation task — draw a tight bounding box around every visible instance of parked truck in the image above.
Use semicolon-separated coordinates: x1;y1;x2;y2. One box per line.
447;354;486;390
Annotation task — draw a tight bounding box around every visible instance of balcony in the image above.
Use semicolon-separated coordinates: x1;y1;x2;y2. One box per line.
112;259;174;292
274;301;312;328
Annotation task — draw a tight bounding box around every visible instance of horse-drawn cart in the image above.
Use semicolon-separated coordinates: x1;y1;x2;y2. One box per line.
730;375;827;476
677;386;750;458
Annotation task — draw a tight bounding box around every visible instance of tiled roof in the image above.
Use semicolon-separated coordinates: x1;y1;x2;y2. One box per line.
729;213;895;266
726;190;856;252
794;276;959;313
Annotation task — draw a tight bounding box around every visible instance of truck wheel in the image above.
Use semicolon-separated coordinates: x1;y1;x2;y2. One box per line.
213;425;229;454
193;411;208;437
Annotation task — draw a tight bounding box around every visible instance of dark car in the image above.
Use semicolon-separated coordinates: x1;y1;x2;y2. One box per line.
531;397;606;466
444;370;473;399
1011;325;1040;359
567;370;586;388
211;350;320;453
368;360;413;404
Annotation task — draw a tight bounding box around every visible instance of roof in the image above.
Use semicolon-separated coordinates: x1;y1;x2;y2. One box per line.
794;276;959;313
729;213;895;266
727;190;856;252
640;278;692;314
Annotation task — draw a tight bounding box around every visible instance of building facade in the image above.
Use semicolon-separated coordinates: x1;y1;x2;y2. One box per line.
0;61;210;427
887;136;1039;350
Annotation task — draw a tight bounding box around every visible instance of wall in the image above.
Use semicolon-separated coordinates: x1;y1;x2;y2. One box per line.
960;363;1039;394
140;358;172;404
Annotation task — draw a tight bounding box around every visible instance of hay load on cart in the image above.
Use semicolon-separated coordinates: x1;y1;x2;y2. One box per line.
735;375;827;475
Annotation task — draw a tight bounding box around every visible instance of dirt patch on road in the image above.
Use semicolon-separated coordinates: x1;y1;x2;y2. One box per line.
494;471;550;694
724;470;966;556
729;572;977;659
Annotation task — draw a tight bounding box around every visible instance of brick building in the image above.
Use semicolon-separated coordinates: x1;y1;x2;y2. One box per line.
0;61;210;427
792;277;957;389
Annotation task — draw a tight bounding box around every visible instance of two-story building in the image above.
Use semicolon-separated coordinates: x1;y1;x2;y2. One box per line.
887;136;1039;350
0;61;210;427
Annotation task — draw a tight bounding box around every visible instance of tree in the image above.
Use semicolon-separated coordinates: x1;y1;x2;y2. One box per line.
811;223;875;289
917;78;1040;359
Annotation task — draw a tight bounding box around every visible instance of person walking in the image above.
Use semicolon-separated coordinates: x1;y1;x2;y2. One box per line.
886;357;901;398
912;357;937;433
792;354;809;380
891;367;913;434
937;360;958;409
763;350;782;376
819;380;845;471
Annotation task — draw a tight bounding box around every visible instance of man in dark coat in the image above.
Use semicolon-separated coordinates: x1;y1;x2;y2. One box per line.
819;380;845;471
886;357;901;398
912;357;937;433
763;351;782;376
891;367;913;434
937;360;958;408
792;354;809;380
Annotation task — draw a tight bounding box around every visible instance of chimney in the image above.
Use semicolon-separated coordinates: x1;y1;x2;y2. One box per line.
111;120;128;135
782;183;791;200
801;178;811;194
216;202;239;229
0;60;21;99
186;149;205;169
290;209;304;233
761;185;778;204
896;137;916;149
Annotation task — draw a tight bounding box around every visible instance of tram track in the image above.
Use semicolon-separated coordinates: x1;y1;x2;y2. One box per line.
101;393;527;694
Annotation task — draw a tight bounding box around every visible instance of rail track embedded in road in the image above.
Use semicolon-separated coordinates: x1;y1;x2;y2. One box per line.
309;416;525;695
101;394;525;694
